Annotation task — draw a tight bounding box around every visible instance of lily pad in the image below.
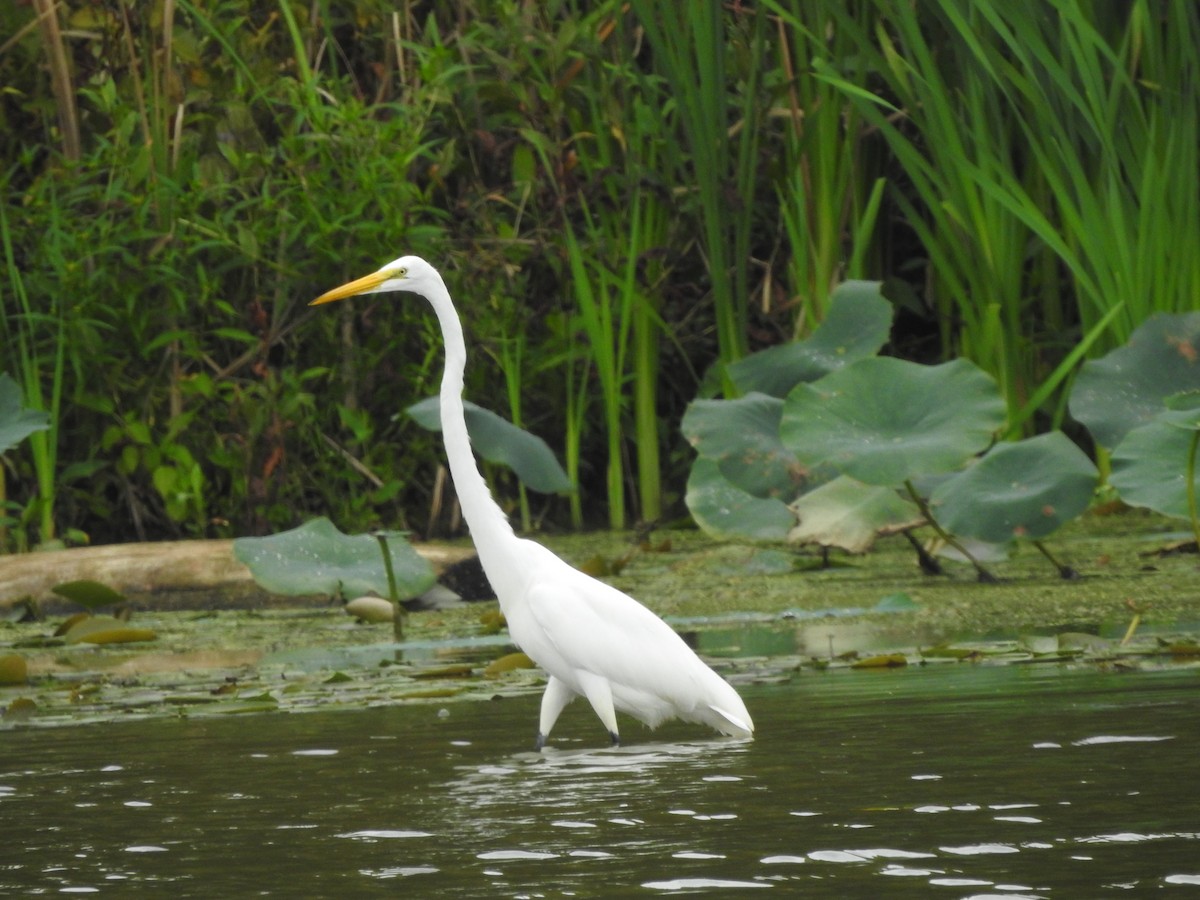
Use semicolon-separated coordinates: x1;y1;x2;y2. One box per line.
685;457;795;542
931;432;1098;542
682;393;808;500
781;357;1006;486
63;615;157;645
876;592;919;612
728;281;893;398
1069;312;1200;450
233;517;436;600
788;476;921;553
407;397;571;494
0;373;50;454
850;653;908;669
1158;390;1200;430
1110;421;1200;521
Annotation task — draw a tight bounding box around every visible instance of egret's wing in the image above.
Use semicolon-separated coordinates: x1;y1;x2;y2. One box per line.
521;558;708;697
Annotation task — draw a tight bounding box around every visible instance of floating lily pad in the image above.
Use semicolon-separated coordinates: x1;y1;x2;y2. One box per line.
0;373;50;454
931;432;1098;542
411;663;475;679
1069;312;1200;450
233;518;436;600
921;645;981;660
685;457;795;542
781;357;1006;486
727;281;893;398
406;397;571;494
876;593;919;612
788;476;921;553
63;615;157;645
850;653;908;669
483;652;535;677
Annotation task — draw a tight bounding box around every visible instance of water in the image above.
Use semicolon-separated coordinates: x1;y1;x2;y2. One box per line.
3;664;1198;896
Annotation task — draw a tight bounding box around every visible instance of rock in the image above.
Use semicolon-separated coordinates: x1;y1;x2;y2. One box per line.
345;596;396;623
405;584;465;611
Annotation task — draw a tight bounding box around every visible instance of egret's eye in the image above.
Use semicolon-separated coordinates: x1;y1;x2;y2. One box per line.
397;266;408;277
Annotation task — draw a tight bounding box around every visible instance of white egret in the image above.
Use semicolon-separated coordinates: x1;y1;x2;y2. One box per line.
312;256;754;749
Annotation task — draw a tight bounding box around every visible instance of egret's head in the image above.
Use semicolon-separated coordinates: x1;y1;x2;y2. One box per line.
310;255;439;306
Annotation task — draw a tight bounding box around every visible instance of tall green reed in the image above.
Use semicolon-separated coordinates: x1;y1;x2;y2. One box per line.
766;0;887;336
809;0;1186;432
564;220;631;530
0;192;65;548
814;1;1039;424
929;0;1200;348
566;9;684;527
631;0;766;377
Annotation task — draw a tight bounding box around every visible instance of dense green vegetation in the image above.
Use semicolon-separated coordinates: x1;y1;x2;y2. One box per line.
1;1;1196;551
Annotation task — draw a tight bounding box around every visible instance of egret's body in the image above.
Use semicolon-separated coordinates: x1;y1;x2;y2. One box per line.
313;256;753;748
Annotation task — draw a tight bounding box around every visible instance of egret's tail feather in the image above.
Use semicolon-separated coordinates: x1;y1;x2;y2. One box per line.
710;704;754;737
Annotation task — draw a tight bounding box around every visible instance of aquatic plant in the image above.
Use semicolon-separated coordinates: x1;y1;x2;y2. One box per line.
683;281;892;541
0;374;49;456
3;0;1197;543
1072;312;1200;546
234;518;436;639
686;282;1099;578
406;395;572;530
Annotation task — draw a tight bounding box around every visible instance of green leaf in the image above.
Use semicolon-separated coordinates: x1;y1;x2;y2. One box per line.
727;281;893;398
931;432;1098;542
406;397;571;494
0;373;50;454
233;518;436;600
788;476;921;553
52;579;129;610
1158;390;1200;431
685;457;795;542
1070;312;1200;450
1110;421;1200;521
152;465;178;498
682;393;809;500
781;357;1006;486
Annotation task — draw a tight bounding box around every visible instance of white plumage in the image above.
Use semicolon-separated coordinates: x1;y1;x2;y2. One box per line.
313;256;754;748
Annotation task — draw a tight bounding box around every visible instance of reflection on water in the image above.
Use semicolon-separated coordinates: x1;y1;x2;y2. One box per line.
3;665;1199;896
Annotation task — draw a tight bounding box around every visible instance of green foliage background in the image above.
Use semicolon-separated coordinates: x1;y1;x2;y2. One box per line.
1;1;1194;549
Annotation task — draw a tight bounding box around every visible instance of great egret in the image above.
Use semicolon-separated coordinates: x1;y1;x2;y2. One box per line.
312;256;754;748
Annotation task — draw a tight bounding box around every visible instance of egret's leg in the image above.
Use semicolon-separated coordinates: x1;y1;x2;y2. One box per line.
535;676;574;750
577;671;620;746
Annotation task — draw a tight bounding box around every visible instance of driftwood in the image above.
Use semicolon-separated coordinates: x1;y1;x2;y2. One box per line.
0;540;476;614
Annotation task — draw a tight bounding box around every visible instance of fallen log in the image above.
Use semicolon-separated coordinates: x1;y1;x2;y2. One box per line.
0;540;475;613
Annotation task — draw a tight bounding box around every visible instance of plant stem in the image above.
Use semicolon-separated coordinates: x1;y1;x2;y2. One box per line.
903;479;996;582
374;532;405;641
1187;430;1200;552
901;529;943;576
1032;540;1079;580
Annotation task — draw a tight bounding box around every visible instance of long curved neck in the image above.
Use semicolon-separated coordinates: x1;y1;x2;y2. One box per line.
424;275;520;571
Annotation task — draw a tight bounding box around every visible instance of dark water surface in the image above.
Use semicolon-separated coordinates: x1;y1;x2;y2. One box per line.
3;664;1198;897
